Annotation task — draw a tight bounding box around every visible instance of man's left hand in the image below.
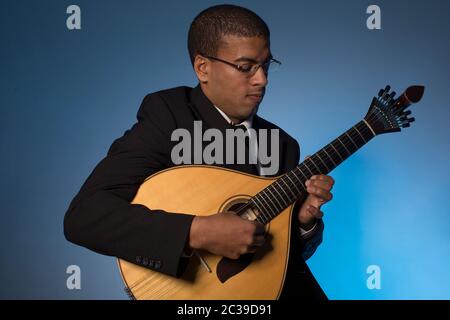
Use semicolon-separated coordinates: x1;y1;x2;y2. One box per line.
297;174;335;229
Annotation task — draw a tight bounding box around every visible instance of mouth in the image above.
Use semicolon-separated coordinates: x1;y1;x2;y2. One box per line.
247;93;264;101
247;95;263;103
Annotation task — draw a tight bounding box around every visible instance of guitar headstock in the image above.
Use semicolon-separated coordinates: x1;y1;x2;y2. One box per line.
365;85;424;135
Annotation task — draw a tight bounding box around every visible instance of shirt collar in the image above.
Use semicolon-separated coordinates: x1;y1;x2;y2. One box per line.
213;105;253;130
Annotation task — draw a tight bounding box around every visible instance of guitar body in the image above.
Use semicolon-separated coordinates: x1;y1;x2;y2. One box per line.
117;165;294;300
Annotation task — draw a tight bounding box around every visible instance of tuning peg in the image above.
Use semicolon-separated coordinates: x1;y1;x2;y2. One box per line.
402;123;410;128
396;103;411;114
385;85;391;92
389;91;396;99
378;89;384;97
400;116;415;124
397;112;411;120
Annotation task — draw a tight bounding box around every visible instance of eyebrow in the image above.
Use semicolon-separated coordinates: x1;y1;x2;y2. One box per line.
234;54;273;64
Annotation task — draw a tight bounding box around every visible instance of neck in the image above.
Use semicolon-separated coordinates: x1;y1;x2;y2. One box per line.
200;83;254;125
249;119;377;225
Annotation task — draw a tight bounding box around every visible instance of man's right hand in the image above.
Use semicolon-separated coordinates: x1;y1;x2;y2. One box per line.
188;211;266;260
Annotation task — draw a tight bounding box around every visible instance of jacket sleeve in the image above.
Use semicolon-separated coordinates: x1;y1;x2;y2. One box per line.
287;138;325;261
296;217;325;261
64;93;194;277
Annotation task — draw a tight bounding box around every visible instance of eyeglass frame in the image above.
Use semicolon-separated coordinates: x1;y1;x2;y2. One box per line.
199;53;282;76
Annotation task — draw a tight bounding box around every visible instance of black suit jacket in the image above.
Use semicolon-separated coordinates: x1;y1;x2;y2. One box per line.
64;85;327;299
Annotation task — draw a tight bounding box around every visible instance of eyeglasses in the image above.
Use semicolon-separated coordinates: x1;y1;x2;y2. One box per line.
201;54;281;76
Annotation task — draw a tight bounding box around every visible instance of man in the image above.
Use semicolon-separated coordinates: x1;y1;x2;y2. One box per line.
64;4;334;300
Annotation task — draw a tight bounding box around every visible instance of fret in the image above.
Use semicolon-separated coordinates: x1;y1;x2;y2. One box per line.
302;161;315;176
264;187;283;212
358;121;376;144
348;127;365;147
271;183;289;206
252;197;269;221
336;137;351;156
259;196;273;222
316;151;331;172
295;166;309;182
362;119;376;137
278;178;296;199
311;154;329;173
307;157;323;174
277;181;292;202
291;169;304;186
329;143;344;161
285;173;302;195
353;124;367;143
280;175;299;197
256;215;265;224
262;189;279;219
323;144;339;166
360;121;376;144
257;191;276;218
344;132;358;149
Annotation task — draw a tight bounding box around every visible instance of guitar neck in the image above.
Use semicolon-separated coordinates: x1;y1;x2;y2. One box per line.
251;119;377;224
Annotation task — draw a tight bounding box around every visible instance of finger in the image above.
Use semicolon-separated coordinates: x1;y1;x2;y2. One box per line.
311;174;335;185
249;242;266;252
308;205;324;219
310;174;332;181
307;178;334;191
254;222;266;235
306;185;333;202
307;195;326;208
314;209;324;219
247;247;257;253
252;235;266;246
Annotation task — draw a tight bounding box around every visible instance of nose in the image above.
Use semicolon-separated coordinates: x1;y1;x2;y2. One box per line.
250;67;268;87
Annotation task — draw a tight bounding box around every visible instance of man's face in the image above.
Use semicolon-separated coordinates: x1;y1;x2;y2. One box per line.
198;35;270;123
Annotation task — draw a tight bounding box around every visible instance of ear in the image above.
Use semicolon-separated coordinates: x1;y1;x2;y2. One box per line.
193;55;209;83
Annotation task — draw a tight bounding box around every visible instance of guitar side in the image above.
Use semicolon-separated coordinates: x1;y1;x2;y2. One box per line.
117;165;294;300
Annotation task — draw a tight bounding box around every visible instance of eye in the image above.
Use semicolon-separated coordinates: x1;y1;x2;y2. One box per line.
239;64;254;73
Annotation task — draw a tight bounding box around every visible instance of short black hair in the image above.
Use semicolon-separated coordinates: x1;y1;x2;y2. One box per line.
187;4;270;66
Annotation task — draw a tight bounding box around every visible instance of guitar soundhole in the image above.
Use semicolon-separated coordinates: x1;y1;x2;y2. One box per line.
228;202;248;217
221;197;260;222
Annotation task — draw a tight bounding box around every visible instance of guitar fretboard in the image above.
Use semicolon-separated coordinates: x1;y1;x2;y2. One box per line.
250;119;376;224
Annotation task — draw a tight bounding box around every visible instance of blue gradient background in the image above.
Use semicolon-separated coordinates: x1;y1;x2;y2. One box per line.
1;0;449;299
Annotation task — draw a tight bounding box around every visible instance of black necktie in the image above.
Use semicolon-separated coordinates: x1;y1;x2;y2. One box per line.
233;124;248;132
231;124;260;175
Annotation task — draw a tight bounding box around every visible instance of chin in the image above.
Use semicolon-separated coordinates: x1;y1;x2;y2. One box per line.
238;109;257;121
244;103;260;116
